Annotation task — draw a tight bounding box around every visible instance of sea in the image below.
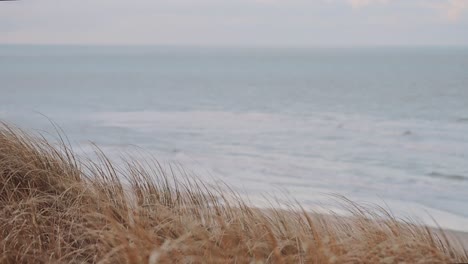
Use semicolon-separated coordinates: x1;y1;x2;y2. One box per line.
1;45;467;231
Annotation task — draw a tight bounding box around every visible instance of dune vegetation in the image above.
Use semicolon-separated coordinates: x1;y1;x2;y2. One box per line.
0;122;466;263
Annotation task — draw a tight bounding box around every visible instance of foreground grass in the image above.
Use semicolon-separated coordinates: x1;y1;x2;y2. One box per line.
0;123;466;263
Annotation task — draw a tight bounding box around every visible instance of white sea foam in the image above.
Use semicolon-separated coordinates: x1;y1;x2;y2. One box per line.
86;110;468;231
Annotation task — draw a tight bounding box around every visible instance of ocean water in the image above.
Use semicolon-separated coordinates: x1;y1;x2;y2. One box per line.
1;45;468;231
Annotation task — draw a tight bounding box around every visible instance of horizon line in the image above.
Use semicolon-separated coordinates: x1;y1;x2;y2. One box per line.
1;43;468;49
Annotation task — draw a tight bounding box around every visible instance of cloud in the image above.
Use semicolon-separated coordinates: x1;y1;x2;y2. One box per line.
347;0;389;8
423;0;468;21
321;0;390;8
339;0;467;21
443;0;468;21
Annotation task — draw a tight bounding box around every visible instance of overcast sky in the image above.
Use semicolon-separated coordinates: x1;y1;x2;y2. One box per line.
1;0;467;46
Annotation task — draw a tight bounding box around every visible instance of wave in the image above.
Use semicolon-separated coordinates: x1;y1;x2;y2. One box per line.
427;171;468;181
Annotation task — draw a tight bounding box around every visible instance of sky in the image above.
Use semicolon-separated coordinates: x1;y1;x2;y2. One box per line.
1;0;468;46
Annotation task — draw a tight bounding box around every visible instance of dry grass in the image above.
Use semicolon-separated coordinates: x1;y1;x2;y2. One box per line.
0;123;466;263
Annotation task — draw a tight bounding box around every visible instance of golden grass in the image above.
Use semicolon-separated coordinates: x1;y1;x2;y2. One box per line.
0;123;466;263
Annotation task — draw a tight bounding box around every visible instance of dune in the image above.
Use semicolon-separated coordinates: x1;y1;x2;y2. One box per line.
0;122;466;263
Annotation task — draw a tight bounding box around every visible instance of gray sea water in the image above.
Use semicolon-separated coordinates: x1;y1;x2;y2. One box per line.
1;45;468;231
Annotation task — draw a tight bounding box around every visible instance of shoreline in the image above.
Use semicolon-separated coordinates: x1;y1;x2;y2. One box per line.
442;229;468;250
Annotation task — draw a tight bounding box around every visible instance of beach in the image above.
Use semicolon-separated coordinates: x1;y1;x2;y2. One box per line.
3;0;468;262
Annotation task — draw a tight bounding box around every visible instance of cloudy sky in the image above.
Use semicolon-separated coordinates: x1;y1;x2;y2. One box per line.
1;0;467;46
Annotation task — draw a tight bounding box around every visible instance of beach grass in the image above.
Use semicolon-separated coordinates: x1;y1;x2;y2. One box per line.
0;122;466;263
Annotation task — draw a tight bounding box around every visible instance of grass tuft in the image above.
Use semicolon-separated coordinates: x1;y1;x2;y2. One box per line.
0;123;466;263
